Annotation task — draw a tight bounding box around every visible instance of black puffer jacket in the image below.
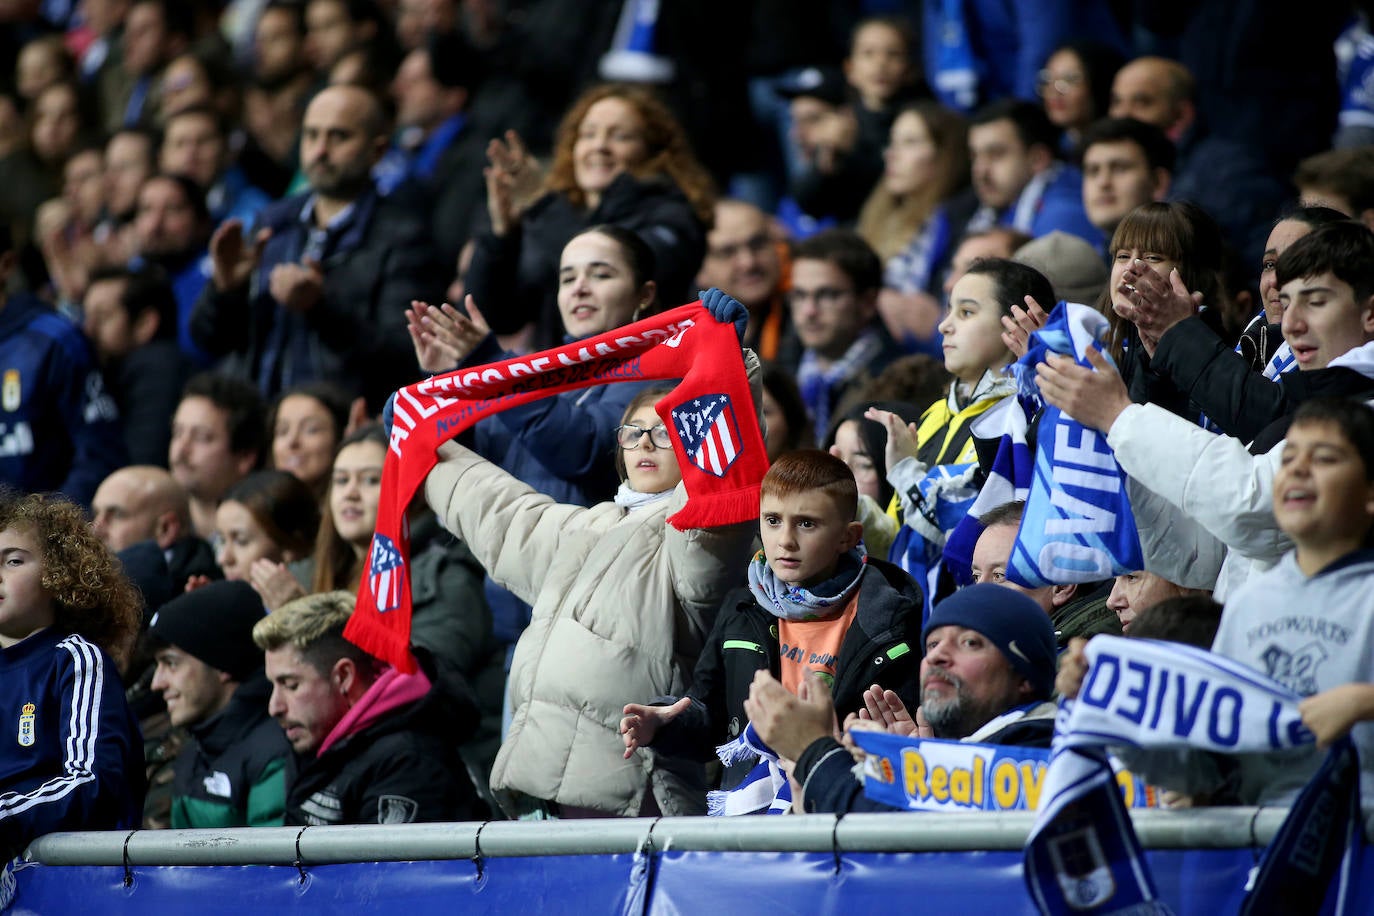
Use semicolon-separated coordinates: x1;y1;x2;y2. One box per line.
1151;315;1374;448
285;651;482;826
650;558;923;789
466;172;707;350
171;675;293;828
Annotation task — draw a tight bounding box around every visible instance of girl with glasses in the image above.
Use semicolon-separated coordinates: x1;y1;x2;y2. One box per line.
423;350;762;820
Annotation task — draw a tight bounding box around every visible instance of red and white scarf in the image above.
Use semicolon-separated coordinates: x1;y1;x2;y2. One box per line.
345;303;769;672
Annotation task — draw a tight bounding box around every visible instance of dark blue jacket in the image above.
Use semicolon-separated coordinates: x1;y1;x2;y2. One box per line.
190;185;445;410
0;294;126;506
0;628;144;858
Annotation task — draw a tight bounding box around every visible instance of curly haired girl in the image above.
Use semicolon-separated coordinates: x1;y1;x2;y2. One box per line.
0;491;144;862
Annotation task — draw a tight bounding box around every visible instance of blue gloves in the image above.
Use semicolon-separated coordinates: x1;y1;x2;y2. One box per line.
700;287;749;343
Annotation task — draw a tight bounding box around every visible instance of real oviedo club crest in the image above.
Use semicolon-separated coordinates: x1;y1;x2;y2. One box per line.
368;533;406;613
671;394;743;478
18;702;35;747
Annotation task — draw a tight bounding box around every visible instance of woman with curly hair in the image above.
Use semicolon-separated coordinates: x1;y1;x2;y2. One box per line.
467;82;716;350
0;491;145;862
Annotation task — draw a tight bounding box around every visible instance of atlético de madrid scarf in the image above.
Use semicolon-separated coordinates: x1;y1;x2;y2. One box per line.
345;303;769;672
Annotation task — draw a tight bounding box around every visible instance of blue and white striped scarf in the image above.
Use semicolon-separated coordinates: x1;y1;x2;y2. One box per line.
1008;303;1142;587
1025;637;1362;916
707;722;793;816
797;330;885;446
942;393;1036;585
888;459;980;624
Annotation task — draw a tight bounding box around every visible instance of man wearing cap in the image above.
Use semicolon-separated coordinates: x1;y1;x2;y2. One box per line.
744;583;1058;813
148;580;292;827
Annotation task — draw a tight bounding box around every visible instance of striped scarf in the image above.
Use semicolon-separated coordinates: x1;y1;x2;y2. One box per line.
1025;636;1361;915
797;330;885;446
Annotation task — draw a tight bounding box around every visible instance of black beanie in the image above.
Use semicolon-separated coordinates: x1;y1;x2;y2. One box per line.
148;580;267;681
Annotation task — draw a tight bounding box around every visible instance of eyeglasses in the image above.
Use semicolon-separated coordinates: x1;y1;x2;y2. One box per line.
786;286;853;310
1037;70;1085;95
706;233;772;262
615;424;672;449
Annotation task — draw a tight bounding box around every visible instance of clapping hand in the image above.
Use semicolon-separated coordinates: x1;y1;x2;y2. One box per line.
863;406;920;475
209;219;271;292
405;294;493;374
1112;262;1202;356
1001;295;1051;359
484;131;543;236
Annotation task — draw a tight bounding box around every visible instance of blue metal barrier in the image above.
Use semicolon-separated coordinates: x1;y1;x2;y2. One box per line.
9;809;1370;914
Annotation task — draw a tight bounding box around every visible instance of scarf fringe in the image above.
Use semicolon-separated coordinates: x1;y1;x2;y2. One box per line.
666;486;761;532
715;733;762;768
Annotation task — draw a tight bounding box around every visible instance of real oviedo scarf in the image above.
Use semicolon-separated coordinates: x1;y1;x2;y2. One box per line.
1008;302;1143;588
344;303;769;672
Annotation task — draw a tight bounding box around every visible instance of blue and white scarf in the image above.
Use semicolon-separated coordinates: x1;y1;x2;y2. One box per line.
747;548;867;622
599;0;675;82
942;393;1036;585
888;459;980;624
884;208;954;297
707;722;793;816
931;0;979;111
797;331;886;446
1009;303;1142;587
1025;637;1362;916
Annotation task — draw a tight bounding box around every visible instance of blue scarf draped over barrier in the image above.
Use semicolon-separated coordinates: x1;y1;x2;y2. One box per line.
1024;636;1363;916
1007;303;1142;588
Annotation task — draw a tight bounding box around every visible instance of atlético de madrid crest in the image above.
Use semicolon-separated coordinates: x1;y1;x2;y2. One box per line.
671;394;743;478
18;702;35;747
368;534;406;613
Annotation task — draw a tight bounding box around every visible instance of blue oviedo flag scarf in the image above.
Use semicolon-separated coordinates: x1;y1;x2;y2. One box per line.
1024;636;1362;916
1009;303;1142;588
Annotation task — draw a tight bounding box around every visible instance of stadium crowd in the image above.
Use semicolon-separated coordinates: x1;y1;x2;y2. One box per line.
2;1;1374;889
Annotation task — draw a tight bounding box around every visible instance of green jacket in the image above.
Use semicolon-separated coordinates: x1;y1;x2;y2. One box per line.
170;675;293;829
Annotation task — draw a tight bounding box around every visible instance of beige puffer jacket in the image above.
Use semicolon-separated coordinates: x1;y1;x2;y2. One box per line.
424;359;762;817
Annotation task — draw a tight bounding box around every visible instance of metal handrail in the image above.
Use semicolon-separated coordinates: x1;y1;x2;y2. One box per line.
25;807;1292;867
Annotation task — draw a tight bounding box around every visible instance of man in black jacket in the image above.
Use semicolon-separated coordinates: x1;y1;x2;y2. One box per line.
254;590;482;826
383;30;486;265
620;450;922;794
148;581;293;827
744;584;1058;814
82;265;192;467
190;84;445;411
